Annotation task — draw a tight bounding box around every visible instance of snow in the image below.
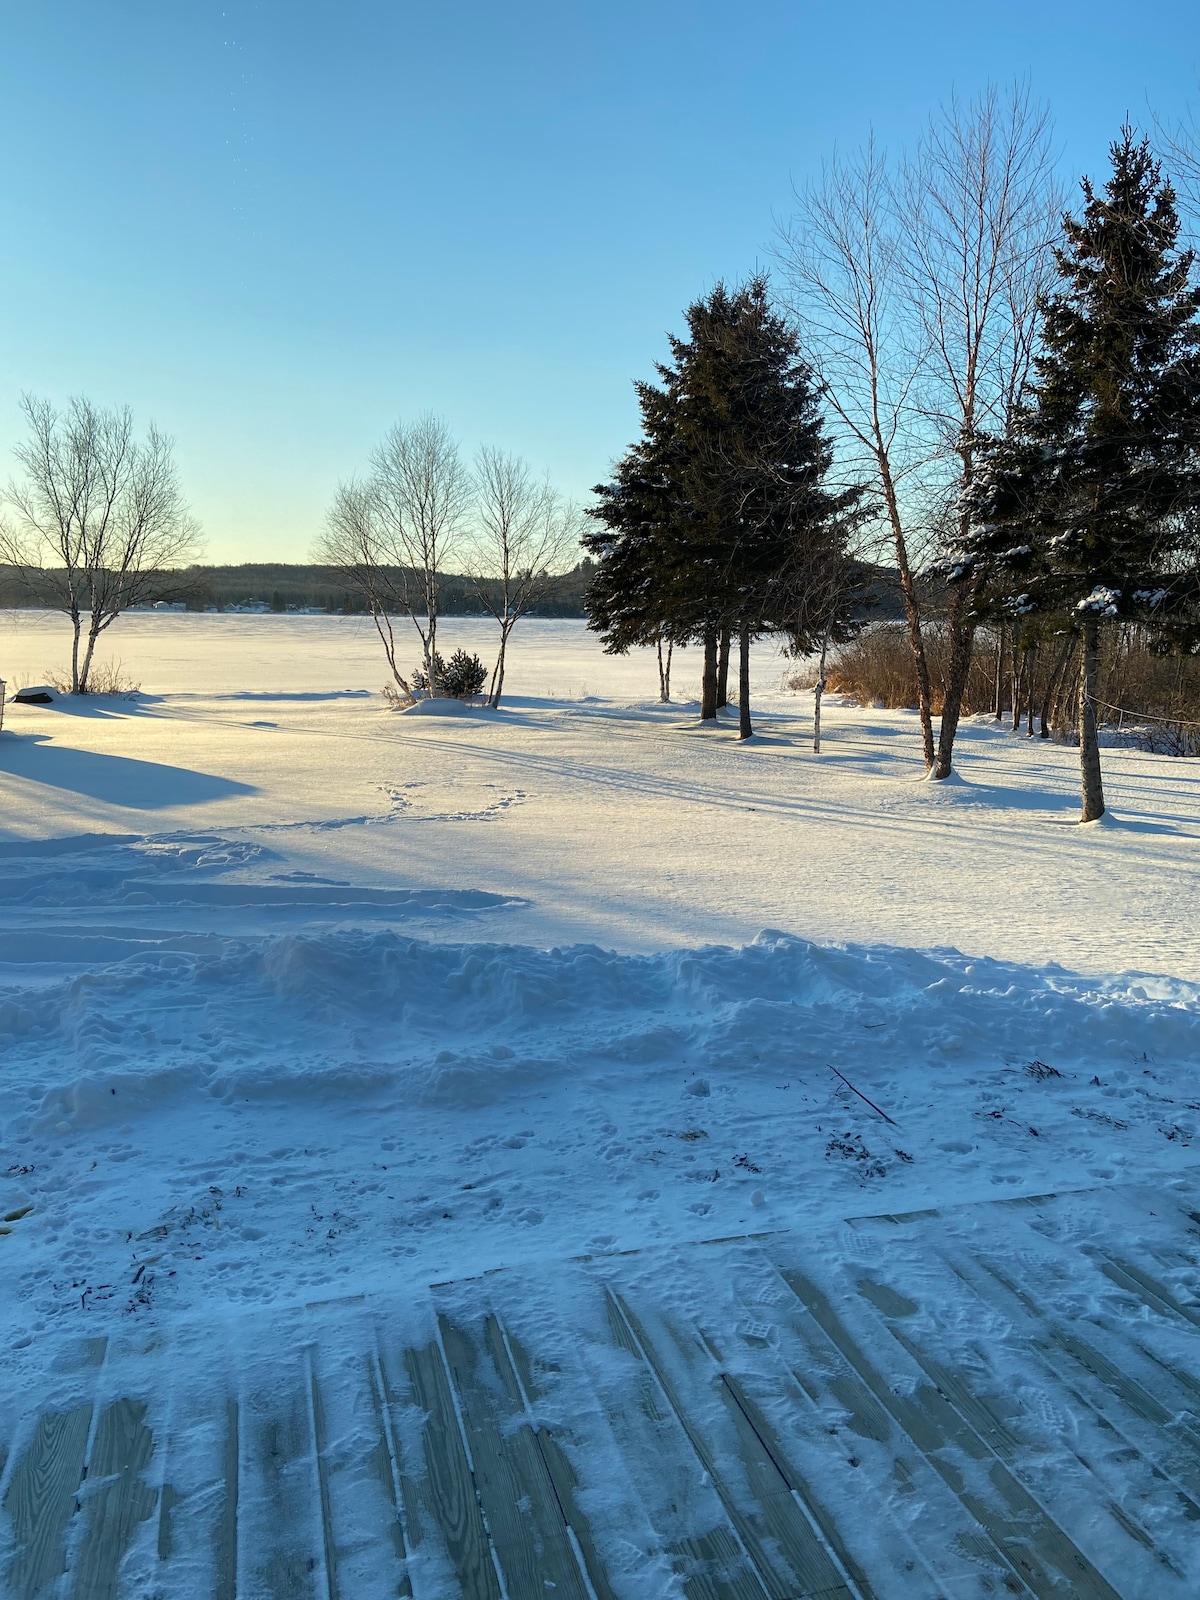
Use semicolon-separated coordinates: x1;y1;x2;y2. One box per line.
2;610;1199;1595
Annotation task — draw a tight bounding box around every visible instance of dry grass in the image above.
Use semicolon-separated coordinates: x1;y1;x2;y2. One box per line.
812;621;1200;754
45;659;141;696
822;624;994;715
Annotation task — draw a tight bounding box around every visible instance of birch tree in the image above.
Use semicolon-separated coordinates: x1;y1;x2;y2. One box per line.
0;395;201;692
776;141;938;769
318;414;470;697
465;448;582;707
904;85;1060;777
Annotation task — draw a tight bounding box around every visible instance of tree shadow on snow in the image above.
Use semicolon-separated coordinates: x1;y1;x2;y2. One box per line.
0;733;256;809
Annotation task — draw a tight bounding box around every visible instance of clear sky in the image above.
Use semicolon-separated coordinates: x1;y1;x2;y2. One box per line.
1;0;1197;562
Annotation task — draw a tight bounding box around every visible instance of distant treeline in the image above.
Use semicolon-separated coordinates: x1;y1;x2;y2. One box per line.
0;558;917;621
0;561;598;617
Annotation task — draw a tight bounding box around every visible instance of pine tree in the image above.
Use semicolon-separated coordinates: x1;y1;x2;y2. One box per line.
587;277;864;735
963;129;1200;819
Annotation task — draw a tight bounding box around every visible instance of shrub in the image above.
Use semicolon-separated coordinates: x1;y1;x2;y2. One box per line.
815;619;1200;751
45;659;141;696
412;649;489;699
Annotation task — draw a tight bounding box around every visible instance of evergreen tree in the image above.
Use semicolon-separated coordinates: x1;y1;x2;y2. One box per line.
963;129;1200;819
587;277;864;736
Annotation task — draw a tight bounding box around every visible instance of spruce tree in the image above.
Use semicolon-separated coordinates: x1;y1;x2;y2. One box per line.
964;129;1200;819
587;277;864;734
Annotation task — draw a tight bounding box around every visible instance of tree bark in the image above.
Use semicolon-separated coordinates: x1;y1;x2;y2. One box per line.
656;636;672;703
70;612;82;694
738;622;752;740
993;626;1005;719
879;460;935;769
933;578;977;777
79;625;101;695
813;630;829;754
1039;639;1072;739
701;630;718;720
489;627;511;708
1079;619;1106;821
716;627;731;709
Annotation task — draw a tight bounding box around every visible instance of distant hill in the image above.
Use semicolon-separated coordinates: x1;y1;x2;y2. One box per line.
0;561;598;617
0;559;920;621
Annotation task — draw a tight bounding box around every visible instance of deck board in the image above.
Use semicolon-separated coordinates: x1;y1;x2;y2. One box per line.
782;1265;1126;1600
438;1314;593;1600
3;1403;93;1600
6;1199;1198;1599
611;1291;853;1600
69;1398;158;1600
399;1339;503;1599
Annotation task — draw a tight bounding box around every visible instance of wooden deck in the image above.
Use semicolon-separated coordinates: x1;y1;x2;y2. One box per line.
3;1187;1198;1598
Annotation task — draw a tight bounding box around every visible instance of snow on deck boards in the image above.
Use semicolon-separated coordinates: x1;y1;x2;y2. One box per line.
3;1189;1198;1600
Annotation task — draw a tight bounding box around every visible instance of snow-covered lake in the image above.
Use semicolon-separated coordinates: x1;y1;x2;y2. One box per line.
2;609;1199;1597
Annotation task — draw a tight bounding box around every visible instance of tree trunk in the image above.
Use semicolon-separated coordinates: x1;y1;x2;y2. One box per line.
716;627;731;709
79;622;101;695
933;579;976;778
70;611;82;694
1079;619;1105;822
701;630;718;720
1011;647;1024;732
813;630;829;754
656;636;672;703
738;622;752;740
1039;639;1072;739
880;461;935;769
993;625;1005;719
490;629;510;708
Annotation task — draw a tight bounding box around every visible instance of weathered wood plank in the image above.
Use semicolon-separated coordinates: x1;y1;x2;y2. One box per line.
365;1354;413;1598
485;1316;621;1600
783;1267;1125;1600
70;1398;158;1600
155;1482;182;1562
611;1292;852;1600
3;1403;93;1600
308;1367;340;1600
249;1383;319;1599
1102;1254;1200;1331
214;1397;239;1600
602;1291;769;1600
401;1340;502;1599
438;1315;593;1600
716;1373;878;1600
956;1255;1200;1541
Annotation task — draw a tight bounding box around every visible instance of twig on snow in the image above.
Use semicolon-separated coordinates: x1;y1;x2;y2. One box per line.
827;1064;900;1128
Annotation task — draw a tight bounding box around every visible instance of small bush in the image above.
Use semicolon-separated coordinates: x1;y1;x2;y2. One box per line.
381;681;415;709
820;619;1200;751
412;649;489;699
45;659;141;696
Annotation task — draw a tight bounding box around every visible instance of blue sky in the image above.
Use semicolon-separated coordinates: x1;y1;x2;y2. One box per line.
1;1;1197;561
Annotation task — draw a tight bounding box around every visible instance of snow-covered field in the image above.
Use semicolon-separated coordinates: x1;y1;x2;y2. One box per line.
2;611;1199;1598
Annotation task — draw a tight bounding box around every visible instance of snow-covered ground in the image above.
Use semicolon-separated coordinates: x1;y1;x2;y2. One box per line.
1;612;1199;1597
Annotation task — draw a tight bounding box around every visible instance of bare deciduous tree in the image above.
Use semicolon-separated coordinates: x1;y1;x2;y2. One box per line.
318;414;471;698
0;395;202;693
1156;97;1200;241
904;85;1060;776
465;447;582;707
321;479;417;697
776;141;939;769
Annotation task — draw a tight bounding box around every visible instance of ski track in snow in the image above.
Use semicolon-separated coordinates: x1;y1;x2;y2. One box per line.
1;614;1199;1596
